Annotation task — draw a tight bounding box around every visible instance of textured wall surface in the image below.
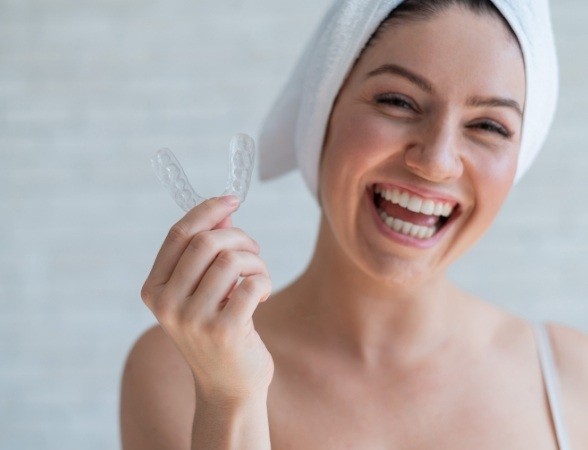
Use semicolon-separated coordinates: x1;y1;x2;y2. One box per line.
1;0;586;448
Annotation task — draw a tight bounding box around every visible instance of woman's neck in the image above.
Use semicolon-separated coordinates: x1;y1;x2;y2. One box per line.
282;217;471;369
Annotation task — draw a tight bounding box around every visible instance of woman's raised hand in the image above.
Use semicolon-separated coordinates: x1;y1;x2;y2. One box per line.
140;196;274;405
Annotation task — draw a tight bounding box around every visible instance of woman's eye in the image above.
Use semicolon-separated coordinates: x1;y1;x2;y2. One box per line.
471;120;512;138
374;94;417;112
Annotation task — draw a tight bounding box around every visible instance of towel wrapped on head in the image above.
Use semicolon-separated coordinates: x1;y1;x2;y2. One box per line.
258;0;558;199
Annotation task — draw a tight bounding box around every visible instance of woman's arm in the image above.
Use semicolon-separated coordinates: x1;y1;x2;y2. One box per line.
121;196;274;449
192;390;270;450
120;325;271;450
120;326;196;449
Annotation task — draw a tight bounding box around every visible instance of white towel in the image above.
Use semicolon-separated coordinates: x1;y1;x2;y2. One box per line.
258;0;558;199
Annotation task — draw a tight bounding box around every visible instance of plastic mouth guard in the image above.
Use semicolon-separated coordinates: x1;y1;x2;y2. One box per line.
151;133;256;211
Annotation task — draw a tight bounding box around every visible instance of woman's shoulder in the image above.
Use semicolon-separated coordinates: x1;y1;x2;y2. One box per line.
123;325;195;385
120;325;195;449
544;321;588;447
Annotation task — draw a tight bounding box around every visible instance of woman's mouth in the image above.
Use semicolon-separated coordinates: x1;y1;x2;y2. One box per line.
371;184;460;241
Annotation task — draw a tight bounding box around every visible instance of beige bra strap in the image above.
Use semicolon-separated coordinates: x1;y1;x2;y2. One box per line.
532;322;573;450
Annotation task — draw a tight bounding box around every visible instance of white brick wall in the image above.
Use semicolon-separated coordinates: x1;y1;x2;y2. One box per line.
0;0;586;448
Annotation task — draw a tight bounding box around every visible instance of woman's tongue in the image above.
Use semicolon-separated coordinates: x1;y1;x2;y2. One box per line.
378;199;439;227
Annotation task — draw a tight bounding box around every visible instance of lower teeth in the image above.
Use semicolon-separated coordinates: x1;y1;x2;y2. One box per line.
377;208;436;240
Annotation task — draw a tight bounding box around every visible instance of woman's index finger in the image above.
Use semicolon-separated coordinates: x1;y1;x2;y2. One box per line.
145;196;240;287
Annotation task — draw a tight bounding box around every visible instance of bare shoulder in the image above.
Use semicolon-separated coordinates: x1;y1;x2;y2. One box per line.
545;321;588;447
120;325;195;450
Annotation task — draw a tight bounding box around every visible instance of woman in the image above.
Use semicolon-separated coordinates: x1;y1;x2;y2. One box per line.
121;0;588;448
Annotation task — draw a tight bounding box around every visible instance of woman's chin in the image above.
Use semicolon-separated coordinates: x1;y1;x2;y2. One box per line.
354;244;447;289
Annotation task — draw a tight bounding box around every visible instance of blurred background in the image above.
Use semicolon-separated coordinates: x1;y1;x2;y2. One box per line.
0;0;586;448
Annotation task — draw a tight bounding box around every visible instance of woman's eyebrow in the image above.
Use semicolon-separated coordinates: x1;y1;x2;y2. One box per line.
365;63;523;117
466;96;523;117
365;64;434;94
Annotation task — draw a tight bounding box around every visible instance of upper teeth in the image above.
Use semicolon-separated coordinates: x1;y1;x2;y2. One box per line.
375;185;455;217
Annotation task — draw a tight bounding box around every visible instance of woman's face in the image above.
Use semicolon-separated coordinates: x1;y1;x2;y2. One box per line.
319;5;526;285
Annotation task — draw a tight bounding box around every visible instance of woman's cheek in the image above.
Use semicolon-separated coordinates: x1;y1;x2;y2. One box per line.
469;149;518;215
332;111;407;168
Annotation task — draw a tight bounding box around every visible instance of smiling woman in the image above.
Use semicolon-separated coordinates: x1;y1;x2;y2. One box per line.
120;1;588;449
318;4;526;285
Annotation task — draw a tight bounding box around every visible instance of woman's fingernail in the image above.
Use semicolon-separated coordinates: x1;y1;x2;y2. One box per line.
221;195;239;207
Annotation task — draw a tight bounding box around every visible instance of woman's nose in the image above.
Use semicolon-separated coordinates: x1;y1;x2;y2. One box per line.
403;121;464;182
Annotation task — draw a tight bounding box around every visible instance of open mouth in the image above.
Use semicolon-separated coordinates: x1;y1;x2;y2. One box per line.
371;184;460;241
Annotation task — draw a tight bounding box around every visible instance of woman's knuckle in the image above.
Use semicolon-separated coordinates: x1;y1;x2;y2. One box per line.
189;232;215;254
260;276;272;292
140;283;153;305
226;226;255;246
168;222;190;244
215;250;238;270
240;276;262;295
236;229;260;249
253;276;272;298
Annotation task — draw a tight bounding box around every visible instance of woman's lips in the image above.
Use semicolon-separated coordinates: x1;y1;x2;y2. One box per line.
368;184;461;245
374;183;458;216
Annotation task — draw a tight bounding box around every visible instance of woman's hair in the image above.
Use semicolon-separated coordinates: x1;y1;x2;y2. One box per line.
365;0;518;50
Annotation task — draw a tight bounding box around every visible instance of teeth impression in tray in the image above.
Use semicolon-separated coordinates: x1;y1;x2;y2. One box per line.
151;133;255;211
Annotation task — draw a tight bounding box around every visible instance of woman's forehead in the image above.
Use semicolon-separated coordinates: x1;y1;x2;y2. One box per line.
353;6;525;103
